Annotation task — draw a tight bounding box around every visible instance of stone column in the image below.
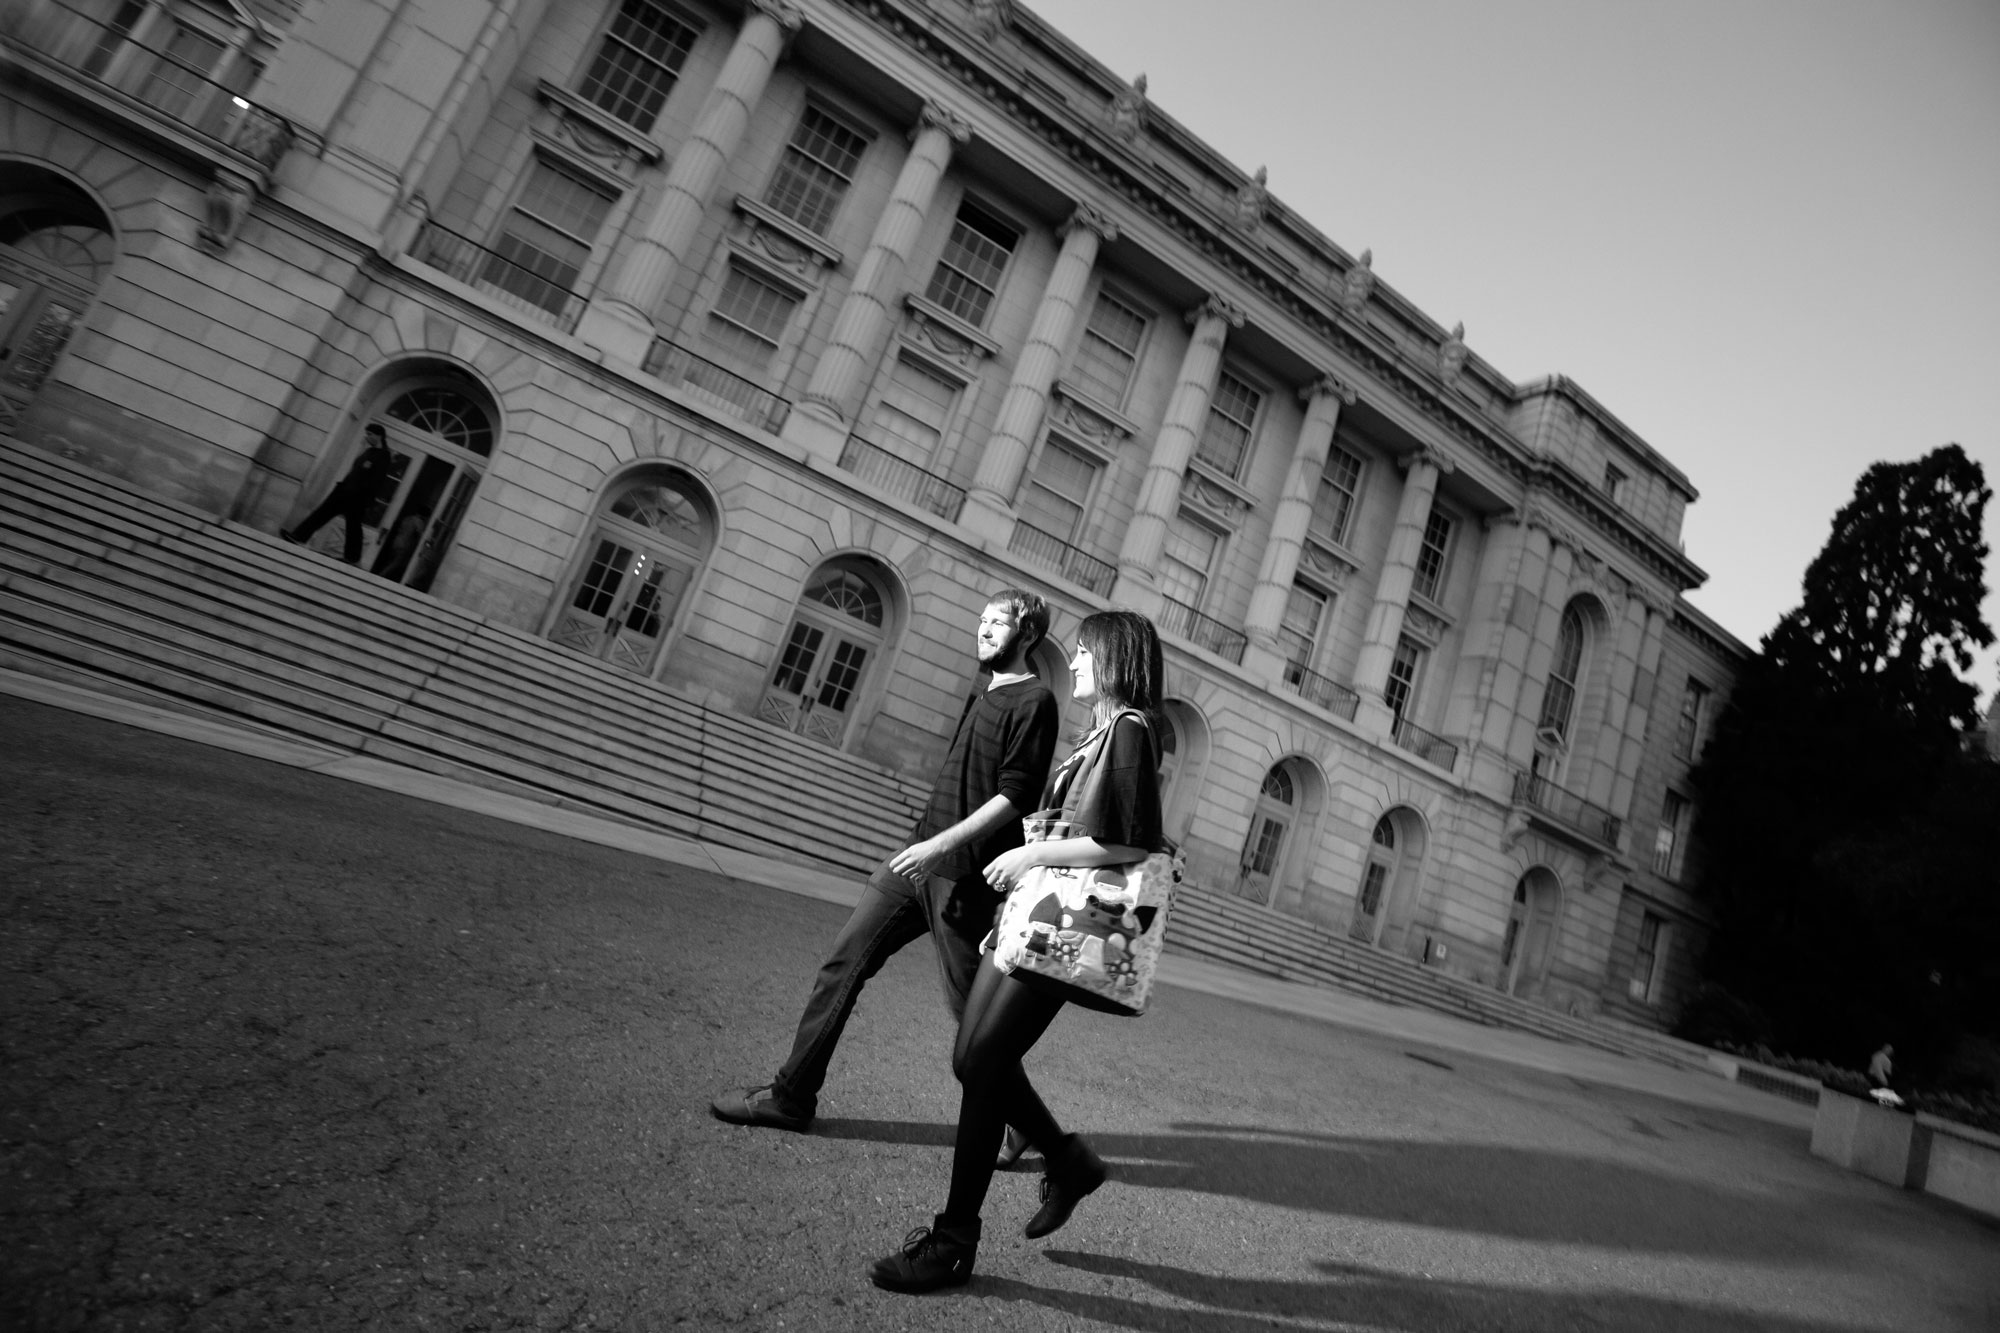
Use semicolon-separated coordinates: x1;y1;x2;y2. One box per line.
381;0;520;258
1114;295;1244;592
1506;533;1578;763
797;100;971;422
1242;376;1357;649
1440;510;1526;748
1350;447;1453;724
577;0;800;366
1582;590;1651;807
959;203;1119;543
1609;597;1670;821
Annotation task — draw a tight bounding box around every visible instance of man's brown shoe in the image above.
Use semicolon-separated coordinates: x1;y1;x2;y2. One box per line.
709;1084;811;1132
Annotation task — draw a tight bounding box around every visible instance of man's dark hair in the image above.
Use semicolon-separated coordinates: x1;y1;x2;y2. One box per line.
988;588;1049;654
1076;609;1163;713
364;423;387;441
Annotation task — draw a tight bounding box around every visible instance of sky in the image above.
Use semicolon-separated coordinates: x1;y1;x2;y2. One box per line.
1025;0;2000;710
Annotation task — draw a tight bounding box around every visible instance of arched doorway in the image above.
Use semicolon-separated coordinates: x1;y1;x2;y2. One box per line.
1349;806;1428;947
550;469;714;674
1236;763;1297;903
1500;867;1562;995
298;378;495;589
759;557;894;747
1154;700;1208;843
0;169;113;432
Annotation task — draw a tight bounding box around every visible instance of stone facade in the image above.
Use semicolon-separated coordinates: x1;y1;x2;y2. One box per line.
0;0;1747;1024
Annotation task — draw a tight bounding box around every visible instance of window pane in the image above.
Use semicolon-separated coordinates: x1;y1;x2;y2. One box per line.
1195;369;1261;479
1018;440;1096;541
1538;607;1585;737
1310;445;1364;546
577;0;698;130
1385;637;1425;720
705;266;798;372
869;357;958;462
764;105;867;234
1068;291;1146;407
1412;509;1453;601
1279;584;1325;666
923;202;1017;327
1160;518;1217;606
486;162;616;315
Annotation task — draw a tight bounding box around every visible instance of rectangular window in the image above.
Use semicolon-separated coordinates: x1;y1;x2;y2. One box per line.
1675;679;1710;759
1604;461;1629;505
139;22;226;118
1629;911;1666;1002
1653;791;1689;878
1068;290;1146;409
867;356;958;464
486;159;617;315
763;104;868;235
1194;368;1262;480
1159;516;1218;609
1277;582;1327;672
923;199;1018;327
576;0;699;131
1412;508;1454;602
1017;439;1097;542
1384;635;1427;722
704;265;799;374
1309;444;1365;548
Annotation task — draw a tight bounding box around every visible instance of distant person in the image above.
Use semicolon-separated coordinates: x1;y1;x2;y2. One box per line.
371;507;429;583
1868;1044;1894;1090
711;591;1061;1137
870;609;1166;1294
283;425;394;564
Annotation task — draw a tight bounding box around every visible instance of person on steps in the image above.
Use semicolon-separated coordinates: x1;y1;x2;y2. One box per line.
282;424;394;564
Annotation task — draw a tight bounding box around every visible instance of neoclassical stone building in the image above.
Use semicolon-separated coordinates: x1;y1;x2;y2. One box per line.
0;0;1745;1023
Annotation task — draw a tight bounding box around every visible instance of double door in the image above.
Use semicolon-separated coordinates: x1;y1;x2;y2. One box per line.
552;537;694;673
300;435;478;591
758;615;874;746
0;256;87;433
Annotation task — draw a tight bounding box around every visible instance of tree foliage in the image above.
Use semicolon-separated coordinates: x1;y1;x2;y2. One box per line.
1685;445;1996;1081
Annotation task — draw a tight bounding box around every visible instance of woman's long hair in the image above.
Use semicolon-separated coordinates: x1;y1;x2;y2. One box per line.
1076;610;1163;722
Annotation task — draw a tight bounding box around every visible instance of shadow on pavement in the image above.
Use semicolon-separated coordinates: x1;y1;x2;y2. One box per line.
972;1252;1889;1333
813;1118;1835;1260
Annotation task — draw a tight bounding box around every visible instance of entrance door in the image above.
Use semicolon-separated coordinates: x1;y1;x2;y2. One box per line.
1350;816;1398;942
1235;766;1295;903
0;215;109;434
759;564;888;748
550;475;711;675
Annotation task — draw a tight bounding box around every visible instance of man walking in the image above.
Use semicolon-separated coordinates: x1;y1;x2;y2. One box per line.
712;589;1062;1132
283;423;395;563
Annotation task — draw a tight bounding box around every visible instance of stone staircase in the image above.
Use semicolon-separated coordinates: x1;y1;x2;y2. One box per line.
0;438;1717;1073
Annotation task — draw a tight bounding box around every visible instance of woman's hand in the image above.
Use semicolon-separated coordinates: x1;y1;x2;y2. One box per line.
983;844;1047;893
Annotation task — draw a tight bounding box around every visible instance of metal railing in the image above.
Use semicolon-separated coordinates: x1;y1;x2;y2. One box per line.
1158;596;1248;665
410;220;587;332
14;0;293;164
644;337;792;432
1512;770;1621;846
1391;715;1460;770
837;436;966;522
1279;662;1361;720
1007;522;1116;596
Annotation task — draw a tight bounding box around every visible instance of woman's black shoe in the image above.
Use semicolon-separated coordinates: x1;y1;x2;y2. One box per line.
1024;1134;1106;1238
995;1125;1039;1170
869;1217;979;1293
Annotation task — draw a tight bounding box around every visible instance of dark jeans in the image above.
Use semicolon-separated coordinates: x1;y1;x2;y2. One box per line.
290;486;367;563
769;858;1001;1118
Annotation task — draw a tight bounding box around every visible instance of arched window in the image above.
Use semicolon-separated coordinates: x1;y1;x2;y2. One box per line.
552;471;714;674
385;386;494;456
1538;605;1586;741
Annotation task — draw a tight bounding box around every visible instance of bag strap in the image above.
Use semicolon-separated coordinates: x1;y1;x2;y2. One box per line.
1060;708;1148;832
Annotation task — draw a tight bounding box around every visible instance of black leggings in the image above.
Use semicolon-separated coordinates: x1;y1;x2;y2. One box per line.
941;953;1068;1225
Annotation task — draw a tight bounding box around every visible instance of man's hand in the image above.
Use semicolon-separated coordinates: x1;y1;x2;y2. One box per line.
889;838;946;881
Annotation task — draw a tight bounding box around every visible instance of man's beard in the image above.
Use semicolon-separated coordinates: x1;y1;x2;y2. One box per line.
979;632;1027;674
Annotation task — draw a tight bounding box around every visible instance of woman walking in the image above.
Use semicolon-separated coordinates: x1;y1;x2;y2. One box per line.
870;610;1166;1293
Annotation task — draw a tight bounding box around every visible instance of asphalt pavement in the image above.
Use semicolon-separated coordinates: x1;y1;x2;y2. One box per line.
3;673;1996;1332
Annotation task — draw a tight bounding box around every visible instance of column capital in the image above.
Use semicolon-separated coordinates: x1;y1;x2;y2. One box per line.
1403;444;1457;477
1299;373;1358;407
1186;294;1246;329
748;0;803;32
917;100;973;145
1062;201;1120;243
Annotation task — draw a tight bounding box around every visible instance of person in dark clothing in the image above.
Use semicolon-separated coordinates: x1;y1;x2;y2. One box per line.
711;589;1062;1134
283;424;395;563
870;609;1165;1294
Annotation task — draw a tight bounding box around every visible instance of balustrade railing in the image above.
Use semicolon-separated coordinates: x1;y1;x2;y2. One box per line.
1511;770;1622;845
1007;522;1116;596
644;337;792;432
1158;597;1248;664
410;221;587;332
1391;715;1461;771
1279;662;1361;720
837;436;966;522
14;0;292;162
